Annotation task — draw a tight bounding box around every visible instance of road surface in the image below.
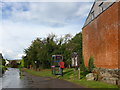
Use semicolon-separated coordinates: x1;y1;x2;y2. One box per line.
1;68;84;89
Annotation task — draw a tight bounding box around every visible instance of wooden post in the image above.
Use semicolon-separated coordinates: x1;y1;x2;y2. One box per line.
78;67;80;79
74;68;76;80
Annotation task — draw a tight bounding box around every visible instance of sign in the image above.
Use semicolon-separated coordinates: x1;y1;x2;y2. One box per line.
71;52;79;67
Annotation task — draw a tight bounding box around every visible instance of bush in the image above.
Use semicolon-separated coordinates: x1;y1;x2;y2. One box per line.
80;56;87;72
88;56;95;72
0;65;7;74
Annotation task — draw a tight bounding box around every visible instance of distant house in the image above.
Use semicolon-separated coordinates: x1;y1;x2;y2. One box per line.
82;0;120;69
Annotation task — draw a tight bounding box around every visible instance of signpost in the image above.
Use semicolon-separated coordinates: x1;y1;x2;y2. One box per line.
71;52;80;80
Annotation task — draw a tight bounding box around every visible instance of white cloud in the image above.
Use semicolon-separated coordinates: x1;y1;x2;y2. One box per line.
75;3;93;17
3;0;117;2
16;53;26;59
1;20;82;59
1;2;93;59
3;0;95;2
2;2;93;26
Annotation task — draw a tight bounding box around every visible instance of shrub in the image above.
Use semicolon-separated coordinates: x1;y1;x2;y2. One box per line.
0;65;7;74
80;56;86;72
88;56;95;72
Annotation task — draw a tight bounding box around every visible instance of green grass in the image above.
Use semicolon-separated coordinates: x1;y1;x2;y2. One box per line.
23;68;119;88
72;79;119;88
23;69;54;77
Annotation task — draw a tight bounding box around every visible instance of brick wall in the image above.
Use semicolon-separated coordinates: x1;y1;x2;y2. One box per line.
118;2;120;86
82;2;119;69
118;1;120;69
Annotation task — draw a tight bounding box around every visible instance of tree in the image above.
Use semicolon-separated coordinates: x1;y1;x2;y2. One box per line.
80;56;86;72
88;56;95;72
22;32;83;69
0;53;6;66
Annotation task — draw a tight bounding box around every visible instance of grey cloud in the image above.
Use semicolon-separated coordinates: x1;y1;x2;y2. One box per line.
2;2;93;27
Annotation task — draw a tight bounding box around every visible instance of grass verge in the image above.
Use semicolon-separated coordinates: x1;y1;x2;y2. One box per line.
23;68;119;88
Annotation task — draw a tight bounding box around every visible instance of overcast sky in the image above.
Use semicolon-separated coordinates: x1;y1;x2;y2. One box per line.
0;1;94;60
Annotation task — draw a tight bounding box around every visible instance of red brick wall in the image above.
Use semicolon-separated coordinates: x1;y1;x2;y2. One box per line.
82;2;119;69
118;1;120;69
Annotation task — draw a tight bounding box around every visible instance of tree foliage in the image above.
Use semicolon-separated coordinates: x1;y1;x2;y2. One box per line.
0;53;6;66
80;56;86;72
0;53;6;74
88;56;95;72
23;32;82;69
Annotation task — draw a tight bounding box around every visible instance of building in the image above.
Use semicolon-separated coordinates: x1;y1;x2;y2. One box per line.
82;0;120;69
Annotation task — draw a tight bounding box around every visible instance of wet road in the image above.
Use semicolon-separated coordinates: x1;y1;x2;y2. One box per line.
1;68;84;88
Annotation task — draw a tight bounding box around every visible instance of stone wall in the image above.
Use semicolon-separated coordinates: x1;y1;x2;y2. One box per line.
87;68;120;86
95;68;119;85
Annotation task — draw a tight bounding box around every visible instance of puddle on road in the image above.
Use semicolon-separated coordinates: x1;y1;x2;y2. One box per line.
1;68;25;88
